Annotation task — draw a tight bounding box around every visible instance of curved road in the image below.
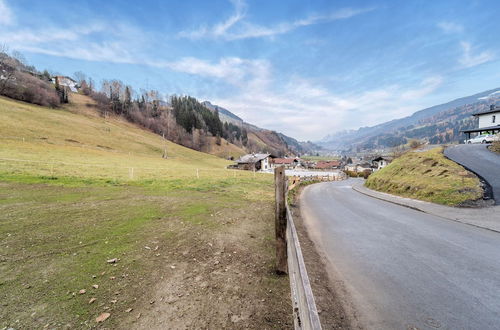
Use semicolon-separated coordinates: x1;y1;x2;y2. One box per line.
301;180;500;329
445;144;500;204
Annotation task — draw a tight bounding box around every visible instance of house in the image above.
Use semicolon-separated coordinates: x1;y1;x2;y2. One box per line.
371;156;392;170
229;153;275;171
344;162;373;173
356;163;373;173
52;76;78;92
273;157;301;169
315;160;341;170
462;105;500;140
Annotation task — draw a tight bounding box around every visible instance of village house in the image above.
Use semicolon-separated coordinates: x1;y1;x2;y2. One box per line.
52;76;78;92
272;157;301;169
315;160;341;170
344;162;373;173
371;156;392;171
228;153;275;171
462;105;500;140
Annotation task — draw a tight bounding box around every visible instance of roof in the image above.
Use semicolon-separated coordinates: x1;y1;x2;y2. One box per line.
273;158;299;164
472;106;500;117
356;162;372;168
461;125;500;134
372;156;392;162
315;160;341;169
236;153;270;164
55;75;77;83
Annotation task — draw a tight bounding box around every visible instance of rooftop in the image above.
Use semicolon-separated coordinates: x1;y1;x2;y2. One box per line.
236;153;271;164
472;105;500;117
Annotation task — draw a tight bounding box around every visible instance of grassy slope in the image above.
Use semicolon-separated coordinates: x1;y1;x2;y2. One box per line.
0;95;291;329
365;147;482;206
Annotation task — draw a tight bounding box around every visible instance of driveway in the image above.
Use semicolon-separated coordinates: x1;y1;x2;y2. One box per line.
300;180;500;329
444;144;500;204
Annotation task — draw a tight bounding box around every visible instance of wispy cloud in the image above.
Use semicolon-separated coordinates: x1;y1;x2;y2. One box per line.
177;57;445;139
0;0;14;26
459;41;494;68
437;21;464;34
179;0;374;41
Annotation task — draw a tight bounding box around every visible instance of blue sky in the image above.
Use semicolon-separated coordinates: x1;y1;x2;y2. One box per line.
1;0;500;140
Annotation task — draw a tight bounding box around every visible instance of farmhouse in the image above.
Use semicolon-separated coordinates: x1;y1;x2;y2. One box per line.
344;162;372;173
462;105;500;139
315;160;341;169
371;156;392;170
229;153;275;171
273;157;301;169
52;76;78;92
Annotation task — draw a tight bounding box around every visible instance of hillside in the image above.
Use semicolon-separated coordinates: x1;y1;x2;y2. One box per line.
320;88;500;151
365;147;482;206
0;94;292;328
0;93;236;179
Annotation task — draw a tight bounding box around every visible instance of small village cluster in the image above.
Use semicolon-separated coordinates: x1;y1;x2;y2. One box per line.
228;153;392;174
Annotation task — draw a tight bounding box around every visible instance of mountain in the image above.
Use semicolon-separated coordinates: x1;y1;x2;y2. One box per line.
201;101;244;124
202;101;321;156
320;88;500;151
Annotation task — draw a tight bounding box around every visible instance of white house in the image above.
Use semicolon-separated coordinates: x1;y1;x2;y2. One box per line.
371;156;392;170
52;76;78;92
462;105;500;140
229;153;275;171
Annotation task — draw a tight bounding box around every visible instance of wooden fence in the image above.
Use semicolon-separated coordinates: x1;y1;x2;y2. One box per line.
275;166;323;330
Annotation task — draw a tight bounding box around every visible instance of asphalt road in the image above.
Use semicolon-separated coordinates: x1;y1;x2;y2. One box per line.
300;180;500;329
444;144;500;204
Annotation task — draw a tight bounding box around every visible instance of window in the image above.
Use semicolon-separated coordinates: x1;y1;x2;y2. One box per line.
493;115;496;123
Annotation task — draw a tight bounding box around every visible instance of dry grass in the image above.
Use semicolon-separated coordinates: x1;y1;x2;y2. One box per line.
0;94;250;181
365;147;483;206
491;141;500;154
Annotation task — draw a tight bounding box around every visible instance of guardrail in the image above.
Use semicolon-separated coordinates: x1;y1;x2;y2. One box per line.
286;204;322;330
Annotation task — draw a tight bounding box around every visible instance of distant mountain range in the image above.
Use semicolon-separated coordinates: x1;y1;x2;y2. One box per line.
319;88;500;152
202;101;320;156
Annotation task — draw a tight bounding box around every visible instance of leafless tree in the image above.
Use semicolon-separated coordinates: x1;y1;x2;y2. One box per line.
73;71;87;85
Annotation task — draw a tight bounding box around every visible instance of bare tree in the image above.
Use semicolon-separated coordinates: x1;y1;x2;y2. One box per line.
73;71;87;85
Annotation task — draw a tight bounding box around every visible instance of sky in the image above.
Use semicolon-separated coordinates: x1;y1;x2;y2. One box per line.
1;0;500;141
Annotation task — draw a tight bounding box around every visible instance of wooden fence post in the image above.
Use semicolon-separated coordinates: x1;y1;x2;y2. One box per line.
274;166;288;275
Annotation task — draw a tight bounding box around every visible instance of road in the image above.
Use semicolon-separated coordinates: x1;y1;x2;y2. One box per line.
300;180;500;329
444;144;500;204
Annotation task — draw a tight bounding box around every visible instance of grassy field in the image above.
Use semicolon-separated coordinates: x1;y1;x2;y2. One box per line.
0;95;291;329
365;147;483;206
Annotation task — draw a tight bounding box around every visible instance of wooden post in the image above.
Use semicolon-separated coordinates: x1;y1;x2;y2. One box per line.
274;166;288;275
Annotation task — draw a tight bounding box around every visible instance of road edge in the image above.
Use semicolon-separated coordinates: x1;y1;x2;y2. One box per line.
352;181;500;234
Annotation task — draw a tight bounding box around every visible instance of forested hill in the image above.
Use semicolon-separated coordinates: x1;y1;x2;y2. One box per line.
319;88;500;151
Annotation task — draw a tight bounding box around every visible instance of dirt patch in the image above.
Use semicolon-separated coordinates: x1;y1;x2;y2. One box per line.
118;200;293;330
288;188;353;329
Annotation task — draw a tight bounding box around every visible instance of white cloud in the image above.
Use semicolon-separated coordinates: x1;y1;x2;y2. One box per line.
401;76;443;100
459;41;494;68
0;0;14;26
179;1;374;41
437;21;464;34
177;58;445;140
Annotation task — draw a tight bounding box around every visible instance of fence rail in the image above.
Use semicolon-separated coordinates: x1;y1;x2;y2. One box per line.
288;172;347;191
286;204;322;330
